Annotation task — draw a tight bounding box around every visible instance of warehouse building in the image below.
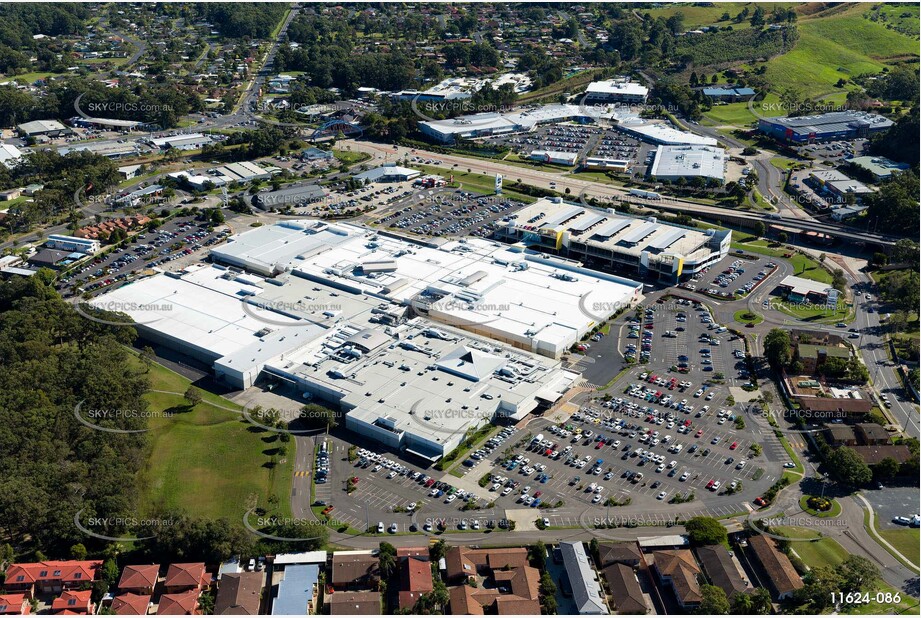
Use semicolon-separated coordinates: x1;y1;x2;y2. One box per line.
167;161;275;190
148;133;213;150
353;164;420;183
499;198;731;282
17;119;72;138
583;79;649;105
757;111;893;144
806;170;874;203
0;144;24;168
847;156;910;182
649;145;726;184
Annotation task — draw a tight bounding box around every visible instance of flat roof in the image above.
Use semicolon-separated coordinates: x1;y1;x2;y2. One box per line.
586;80;648;97
18;119;67;133
272;563;318;615
650;145;726;180
764;111;893;134
618;123;718;146
848;156;910;177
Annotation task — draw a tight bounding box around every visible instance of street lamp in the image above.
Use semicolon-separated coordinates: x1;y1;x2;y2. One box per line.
819;472;829;499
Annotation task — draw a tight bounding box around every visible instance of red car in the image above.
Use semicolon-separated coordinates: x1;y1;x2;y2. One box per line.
595;442;603;449
754;497;766;506
695;429;703;438
534;490;542;498
729;442;738;450
706;480;715;489
424;478;435;487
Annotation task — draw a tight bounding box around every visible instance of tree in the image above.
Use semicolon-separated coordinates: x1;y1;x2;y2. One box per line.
750;6;766;28
763;329;792;368
827;447;872;487
139;345;155;373
183;386;203;408
685;516;728;546
698;584;730;614
831;268;847;292
529;540;547;570
539;571;558;614
752;221;766;237
731;588;771;614
777;232;788;243
378;542;397;580
430;539;448;562
840;555;879;593
70;543;87;559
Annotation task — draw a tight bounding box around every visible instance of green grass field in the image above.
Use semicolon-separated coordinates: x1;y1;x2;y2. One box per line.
704;93;785;127
134;355;293;521
764;5;919;97
878;527;920;567
643;3;798;31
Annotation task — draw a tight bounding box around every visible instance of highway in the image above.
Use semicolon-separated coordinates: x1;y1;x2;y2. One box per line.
341;139;902;248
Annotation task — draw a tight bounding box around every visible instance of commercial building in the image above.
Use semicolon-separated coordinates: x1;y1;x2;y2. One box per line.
500;198;731;282
649;145;726;184
529;149;579;166
148;133;213;150
806;170;874;204
775;275;836;304
418;104;607;144
615;123;718;146
45;234;101;254
91;217;603;459
757;111;893;144
848;156;910;182
253;184;328;210
558;542;609;614
353;164;420;183
583;79;649;105
59;140;143;160
17;119;72;138
701;87;756;102
0;143;24;168
270;564;319;615
582;157;631;173
167;161;275;190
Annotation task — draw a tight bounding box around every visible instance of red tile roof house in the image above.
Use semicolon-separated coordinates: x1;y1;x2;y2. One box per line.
118;565;160;595
156;591;200;615
163;563;210;594
110;593;152;615
0;593;31;615
51;589;93;615
397;557;434;611
3;561;101;597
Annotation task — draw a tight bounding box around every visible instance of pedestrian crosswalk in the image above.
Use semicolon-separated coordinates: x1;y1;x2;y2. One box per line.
295;470;310;477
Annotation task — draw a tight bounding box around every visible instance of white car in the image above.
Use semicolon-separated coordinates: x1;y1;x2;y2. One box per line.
377;522;385;533
389;523;398;533
501;486;513;496
445;494;457;503
679;472;689;481
783;462;796;469
387;471;397;479
736;460;746;470
657;491;667;500
592;494;603;504
407;502;417;511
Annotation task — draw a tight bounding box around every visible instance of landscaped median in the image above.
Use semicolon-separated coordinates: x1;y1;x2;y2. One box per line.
733;309;764;326
799;494;842;518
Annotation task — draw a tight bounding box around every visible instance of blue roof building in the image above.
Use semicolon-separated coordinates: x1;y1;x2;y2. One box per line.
271;564;319;615
702;87;757;102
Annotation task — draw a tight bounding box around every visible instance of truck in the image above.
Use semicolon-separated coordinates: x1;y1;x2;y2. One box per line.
628;188;661;200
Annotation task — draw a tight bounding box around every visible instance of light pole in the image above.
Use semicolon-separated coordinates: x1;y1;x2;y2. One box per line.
819;472;829;500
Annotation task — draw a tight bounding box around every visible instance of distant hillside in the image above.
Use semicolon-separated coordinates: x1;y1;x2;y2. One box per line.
675;26;799;66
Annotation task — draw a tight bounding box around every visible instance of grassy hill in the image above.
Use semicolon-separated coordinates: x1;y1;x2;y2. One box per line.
643;2;799;30
764;4;919;97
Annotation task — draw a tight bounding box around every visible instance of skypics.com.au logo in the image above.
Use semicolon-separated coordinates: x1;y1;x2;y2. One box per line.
74;299;173;328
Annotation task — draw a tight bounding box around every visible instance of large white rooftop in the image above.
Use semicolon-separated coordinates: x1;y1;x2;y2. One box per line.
650;145;726;181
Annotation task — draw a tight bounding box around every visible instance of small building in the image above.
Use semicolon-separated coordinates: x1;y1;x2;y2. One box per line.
582;157;630;173
747;535;803;600
354;164;420;184
852;445;913;466
702;87;756;103
118;165;143;180
848;156;910;182
22;184;43;196
51;589;93;615
118;565;160;595
559;542;609;615
650;550;701;609
601;563;648;615
163;563;210;594
18;119;72;138
0;143;24;168
3;561;101;597
156;591;200;615
807;170;874;204
27;248;80;269
0;593;31;615
0;188;22;201
397;557;433;612
109;593;151;615
328;591;381;615
695;545;750;599
799;396;872;421
596;542;643;568
529;150;579;166
331;552;380;590
824;424;858;446
830;204;869;222
214;572;263;615
46;234;101;255
855;423;890;445
775;275;835;305
301;147;335;161
269;556;322;615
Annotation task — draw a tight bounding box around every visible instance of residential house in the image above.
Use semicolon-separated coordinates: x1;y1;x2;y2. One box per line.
852;445;913;466
651;550;702;609
601;563;647;615
156;591;200;615
596;542;643;568
118;565;160;595
397;557;434;611
0;593;31;615
110;593;152;615
855;423;891;445
824;425;858;446
559;542;609;615
3;561;101;597
444;547;540;615
163;564;210;594
330;552;380;590
214;572;263;615
443;547;530;584
328;591;382;615
747;535;804;600
51;589;93;615
695;545;750;599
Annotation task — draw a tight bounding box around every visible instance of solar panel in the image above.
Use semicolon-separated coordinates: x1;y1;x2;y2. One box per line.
647;228;686;251
592;219;631;239
620;222;658;245
569;213;605;232
540;205;584;228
